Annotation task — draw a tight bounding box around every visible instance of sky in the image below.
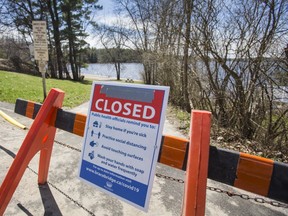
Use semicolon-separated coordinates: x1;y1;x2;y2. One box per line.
86;0;116;48
1;0;117;49
95;0;115;23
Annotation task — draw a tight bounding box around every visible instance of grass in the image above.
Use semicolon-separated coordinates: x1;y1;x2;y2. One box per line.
0;71;93;108
167;105;191;135
0;70;145;108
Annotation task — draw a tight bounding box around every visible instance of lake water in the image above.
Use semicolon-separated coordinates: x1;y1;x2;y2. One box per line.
81;62;288;103
81;63;144;80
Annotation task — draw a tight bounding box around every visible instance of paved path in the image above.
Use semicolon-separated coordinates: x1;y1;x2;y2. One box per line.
0;101;287;215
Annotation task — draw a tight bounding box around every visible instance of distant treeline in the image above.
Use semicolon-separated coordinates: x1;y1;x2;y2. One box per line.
83;47;142;64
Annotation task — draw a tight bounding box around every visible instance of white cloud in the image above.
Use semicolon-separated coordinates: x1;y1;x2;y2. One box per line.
86;0;133;48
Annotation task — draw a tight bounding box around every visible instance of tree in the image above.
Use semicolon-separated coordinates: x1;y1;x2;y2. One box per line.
0;0;47;76
112;0;288;154
182;0;193;112
46;0;70;79
190;0;288;145
0;0;102;80
86;47;98;63
61;0;102;80
115;0;157;84
97;19;130;80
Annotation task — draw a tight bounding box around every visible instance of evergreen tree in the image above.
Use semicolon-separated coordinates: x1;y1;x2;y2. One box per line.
61;0;102;80
0;0;102;80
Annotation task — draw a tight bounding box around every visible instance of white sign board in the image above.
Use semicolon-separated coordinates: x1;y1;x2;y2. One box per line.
79;82;169;212
32;20;48;61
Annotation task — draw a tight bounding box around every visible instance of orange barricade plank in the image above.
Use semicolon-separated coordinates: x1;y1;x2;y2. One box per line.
0;88;64;215
160;146;186;169
26;101;34;119
234;153;274;196
160;135;188;169
73;113;86;137
163;135;189;150
160;158;180;169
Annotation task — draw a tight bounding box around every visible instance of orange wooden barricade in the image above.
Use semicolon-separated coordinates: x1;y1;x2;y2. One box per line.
0;90;212;215
0;88;64;215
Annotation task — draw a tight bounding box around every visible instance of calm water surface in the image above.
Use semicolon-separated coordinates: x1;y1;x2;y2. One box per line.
81;63;288;103
81;63;144;80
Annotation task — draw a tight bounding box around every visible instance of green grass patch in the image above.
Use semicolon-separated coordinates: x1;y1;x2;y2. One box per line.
176;109;190;130
0;71;92;108
167;105;191;135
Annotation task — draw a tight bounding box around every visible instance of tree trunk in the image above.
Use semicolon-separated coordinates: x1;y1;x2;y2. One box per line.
115;62;121;80
47;0;64;79
182;0;193;112
65;8;77;80
46;19;56;78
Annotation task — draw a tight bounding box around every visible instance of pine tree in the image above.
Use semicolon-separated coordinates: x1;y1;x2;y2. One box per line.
61;0;102;80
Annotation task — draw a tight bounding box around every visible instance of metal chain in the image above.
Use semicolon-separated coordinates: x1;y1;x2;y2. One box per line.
54;140;81;152
45;181;96;216
26;166;96;216
207;186;288;208
154;173;288;209
155;173;185;183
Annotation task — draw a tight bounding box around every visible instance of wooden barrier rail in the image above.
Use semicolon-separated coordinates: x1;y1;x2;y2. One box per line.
14;98;288;205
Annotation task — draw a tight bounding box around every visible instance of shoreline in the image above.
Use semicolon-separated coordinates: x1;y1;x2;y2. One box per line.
83;73;118;81
83;73;142;82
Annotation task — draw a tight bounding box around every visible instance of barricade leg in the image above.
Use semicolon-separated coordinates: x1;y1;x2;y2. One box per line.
38;125;58;184
0;88;64;215
182;110;211;216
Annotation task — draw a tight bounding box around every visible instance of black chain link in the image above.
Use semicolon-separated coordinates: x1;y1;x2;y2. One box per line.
27;166;96;215
46;181;96;216
207;186;288;208
54;140;81;152
155;173;185;183
154;172;288;209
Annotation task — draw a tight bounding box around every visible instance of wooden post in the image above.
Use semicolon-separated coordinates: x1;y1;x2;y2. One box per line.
0;88;64;215
182;110;211;216
41;66;47;100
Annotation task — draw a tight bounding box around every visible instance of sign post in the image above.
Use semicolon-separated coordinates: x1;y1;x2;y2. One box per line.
32;20;48;100
79;82;169;212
